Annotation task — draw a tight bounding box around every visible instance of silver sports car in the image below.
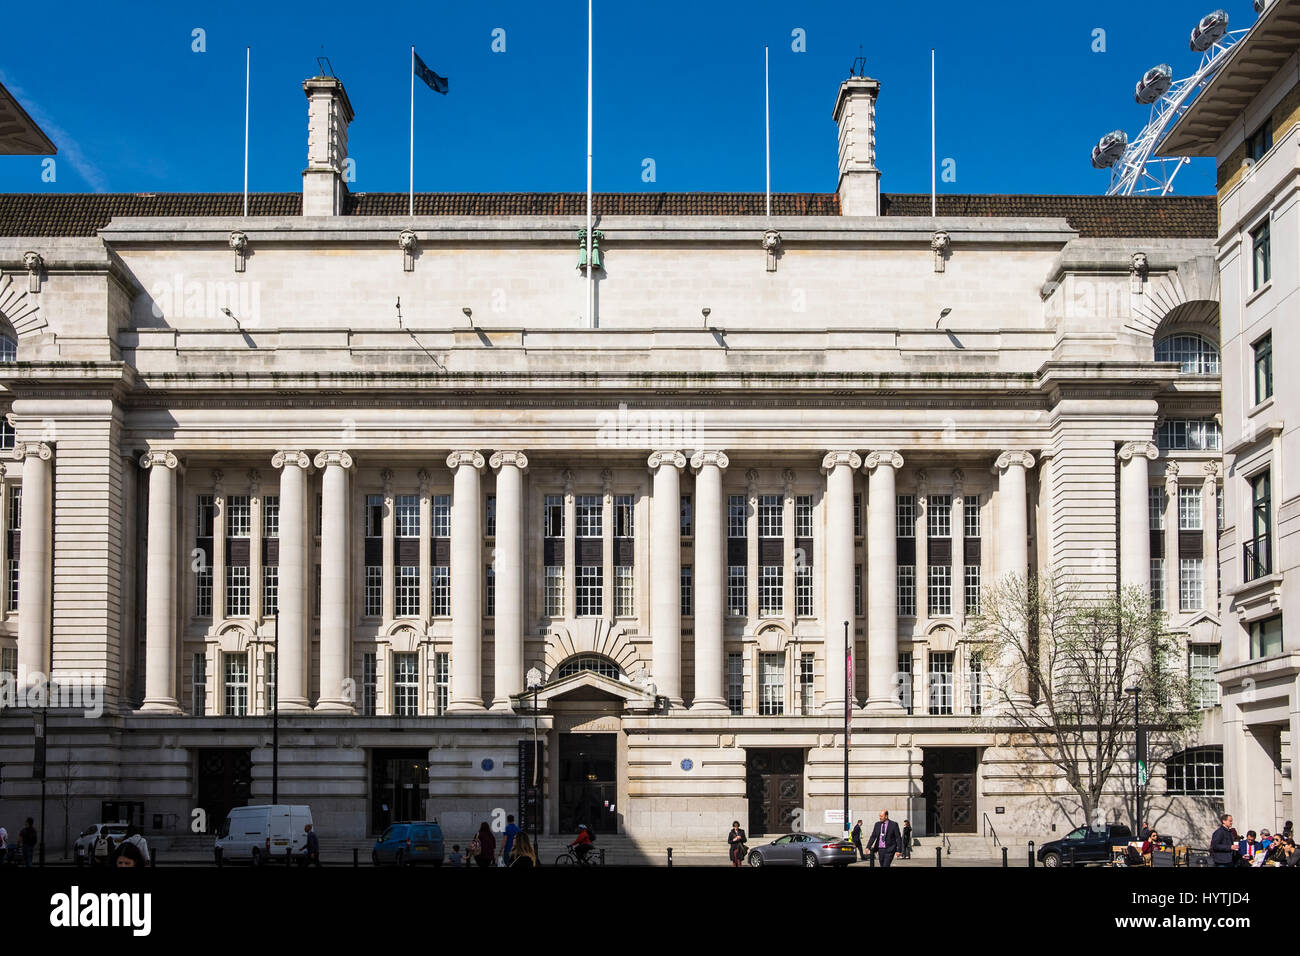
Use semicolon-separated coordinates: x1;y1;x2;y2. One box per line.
746;833;858;867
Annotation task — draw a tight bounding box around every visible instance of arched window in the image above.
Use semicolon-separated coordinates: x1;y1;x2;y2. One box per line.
1155;334;1219;374
1164;746;1223;796
0;334;16;363
554;655;622;681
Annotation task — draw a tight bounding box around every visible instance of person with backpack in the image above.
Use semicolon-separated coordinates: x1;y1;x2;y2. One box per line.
92;829;113;868
19;819;37;868
728;821;748;867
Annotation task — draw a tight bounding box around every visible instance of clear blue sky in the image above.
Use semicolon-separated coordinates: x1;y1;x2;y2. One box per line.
0;0;1257;197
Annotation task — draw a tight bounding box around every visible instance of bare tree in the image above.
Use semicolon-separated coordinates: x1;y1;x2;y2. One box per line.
967;569;1201;828
49;747;82;860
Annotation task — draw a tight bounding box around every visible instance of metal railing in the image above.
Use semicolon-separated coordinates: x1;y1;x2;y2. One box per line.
932;820;952;855
1243;535;1272;581
982;812;1001;847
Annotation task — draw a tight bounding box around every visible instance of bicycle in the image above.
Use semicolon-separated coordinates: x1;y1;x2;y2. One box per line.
554;845;602;866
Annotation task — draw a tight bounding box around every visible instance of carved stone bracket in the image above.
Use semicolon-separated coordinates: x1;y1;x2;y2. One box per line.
229;232;249;273
930;231;950;273
399;230;418;272
22;251;44;293
762;230;782;272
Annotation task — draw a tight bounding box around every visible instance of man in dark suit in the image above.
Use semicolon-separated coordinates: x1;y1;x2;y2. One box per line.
867;810;902;868
1209;812;1238;867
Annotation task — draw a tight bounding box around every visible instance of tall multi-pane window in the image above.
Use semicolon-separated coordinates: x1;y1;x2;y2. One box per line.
758;495;782;538
795;495;813;537
192;652;207;716
897;496;916;537
1149;487;1165;530
393;652;419;717
395;565;420;617
759;565;783;617
898;566;916;618
1179;558;1204;612
365;494;384;536
680;565;693;617
545;566;564;616
1189;645;1219;709
1150;559;1165;611
1254;333;1273;404
897;654;913;714
576;494;602;538
928;565;952;616
262;565;278;617
433;495;451;538
728;566;747;616
1251;219;1271;290
964;565;981;615
432;565;450;616
680;495;693;537
395;495;419;538
195;565;212;618
226;495;251;537
544;494;564;538
484;566;495;617
727;495;746;538
1178;486;1202;530
435;652;450;715
6;486;20;613
544;493;564;616
1245;116;1273;161
796;565;813;616
364;566;383;616
799;653;815;713
265;651;277;713
224;653;248;716
726;652;744;714
853;493;863;538
1250;615;1282;659
854;564;863;617
968;652;983;715
576;565;602;617
1155;334;1219;374
964;495;981;538
361;652;377;716
927;652;954;715
1246;470;1272;581
927;495;951;538
615;565;634;616
226;566;251;617
759;652;785;716
614;494;634;538
897;495;916;616
262;494;279;537
364;494;383;617
485;495;496;538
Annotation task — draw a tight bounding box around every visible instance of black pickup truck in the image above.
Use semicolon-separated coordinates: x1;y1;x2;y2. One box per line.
1037;824;1134;867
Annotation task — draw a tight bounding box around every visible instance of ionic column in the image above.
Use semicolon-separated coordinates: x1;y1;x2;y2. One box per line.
993;450;1036;705
272;450;312;712
138;449;181;713
690;450;729;712
447;450;486;712
821;451;861;713
864;450;905;712
1118;442;1158;594
489;450;528;711
314;451;354;712
648;450;686;707
1203;461;1220;614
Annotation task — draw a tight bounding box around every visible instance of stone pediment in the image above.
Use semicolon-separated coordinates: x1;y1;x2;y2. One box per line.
517;668;655;709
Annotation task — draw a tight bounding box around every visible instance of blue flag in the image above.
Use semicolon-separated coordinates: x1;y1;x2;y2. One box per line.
413;51;448;94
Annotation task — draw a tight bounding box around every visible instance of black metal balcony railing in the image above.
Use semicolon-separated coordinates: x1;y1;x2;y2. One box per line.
1243;535;1272;582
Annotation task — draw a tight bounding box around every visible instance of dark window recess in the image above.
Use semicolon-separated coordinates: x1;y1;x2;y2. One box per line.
196;537;213;565
963;538;981;564
395;539;420;566
576;538;603;566
615;539;634;566
432;538;451;566
727;539;748;566
759;539;783;566
897;538;917;565
543;538;563;566
263;538;279;566
928;538;952;565
795;538;814;566
226;538;250;567
364;538;383;565
1150;530;1164;560
1179;531;1203;560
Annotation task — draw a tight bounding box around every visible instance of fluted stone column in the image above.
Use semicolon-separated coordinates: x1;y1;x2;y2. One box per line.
1118;442;1158;593
690;450;729;712
490;451;528;711
138;449;181;712
864;450;905;712
315;450;354;712
649;451;686;706
993;450;1036;705
16;442;53;693
447;450;486;712
272;450;312;711
821;451;861;713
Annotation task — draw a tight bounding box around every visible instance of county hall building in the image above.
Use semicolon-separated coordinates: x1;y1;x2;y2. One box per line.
0;68;1236;853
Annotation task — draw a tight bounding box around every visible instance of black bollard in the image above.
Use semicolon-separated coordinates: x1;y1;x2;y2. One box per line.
1028;841;1035;868
286;847;293;867
666;847;673;867
1002;846;1008;868
353;847;358;868
935;846;943;868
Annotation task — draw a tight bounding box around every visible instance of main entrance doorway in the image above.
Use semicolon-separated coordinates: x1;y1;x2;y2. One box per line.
196;748;252;832
371;749;431;834
558;734;618;834
746;749;804;836
923;748;978;834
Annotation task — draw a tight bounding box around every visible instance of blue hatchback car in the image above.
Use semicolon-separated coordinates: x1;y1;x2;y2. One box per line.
372;822;445;867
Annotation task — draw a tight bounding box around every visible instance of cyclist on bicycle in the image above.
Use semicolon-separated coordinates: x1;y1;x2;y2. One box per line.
569;824;593;863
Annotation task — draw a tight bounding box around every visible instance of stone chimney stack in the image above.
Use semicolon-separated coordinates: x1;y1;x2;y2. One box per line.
832;76;881;216
302;76;355;217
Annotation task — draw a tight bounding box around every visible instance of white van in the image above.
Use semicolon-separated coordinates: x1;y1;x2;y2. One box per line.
214;805;313;865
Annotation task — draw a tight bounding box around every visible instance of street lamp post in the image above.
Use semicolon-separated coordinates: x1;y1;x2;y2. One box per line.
272;614;279;805
526;667;543;849
843;620;851;843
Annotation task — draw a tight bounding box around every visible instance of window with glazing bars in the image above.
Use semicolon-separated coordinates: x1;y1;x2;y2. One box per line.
393;652;419;717
727;566;747;616
192;652;207;716
1254;333;1273;404
262;565;278;617
1155;335;1219;374
897;495;915;537
898;565;916;617
224;653;248;716
485;495;496;537
759;652;785;716
1178;486;1202;530
614;494;634;538
680;565;693;616
799;653;815;713
364;566;382;616
964;494;981;538
262;495;279;537
576;565;602;616
395;566;420;617
615;565;634;616
680;495;692;537
364;494;384;537
395;495;420;538
226;565;251;616
1179;558;1204;611
544;495;564;537
1157;419;1222;451
759;565;783;616
796;565;812;616
432;566;450;616
927;652;954;715
897;654;913;714
758;495;782;538
726;652;744;714
1189;645;1218;709
545;566;564;616
576;495;602;537
1149;487;1165;530
964;565;981;615
1150;559;1165;611
1252;219;1271;289
226;495;251;537
728;495;746;538
968;652;983;715
927;495;951;538
362;652;377;716
485;566;495;617
265;651;276;712
928;565;952;616
195;566;211;618
433;495;450;537
795;495;813;537
853;493;863;538
435;652;450;715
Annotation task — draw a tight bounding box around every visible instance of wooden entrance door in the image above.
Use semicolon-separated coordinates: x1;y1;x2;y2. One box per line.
196;748;252;831
923;748;978;834
746;749;805;835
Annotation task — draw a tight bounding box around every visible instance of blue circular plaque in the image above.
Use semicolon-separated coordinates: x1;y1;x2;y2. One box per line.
680;758;694;772
481;758;494;772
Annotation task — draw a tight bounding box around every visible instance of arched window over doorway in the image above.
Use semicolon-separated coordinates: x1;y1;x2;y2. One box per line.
554;654;622;681
1155;333;1219;374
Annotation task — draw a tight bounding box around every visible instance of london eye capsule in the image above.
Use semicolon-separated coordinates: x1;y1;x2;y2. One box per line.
1135;64;1173;104
1091;130;1128;169
1190;10;1228;51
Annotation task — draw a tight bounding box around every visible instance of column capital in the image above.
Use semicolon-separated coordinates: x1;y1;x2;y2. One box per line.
417;468;432;494
138;449;177;470
951;468;965;494
1164;461;1180;493
600;467;614;494
312;450;354;470
782;467;796;496
272;450;311;470
862;450;903;472
820;450;862;473
689;450;729;471
489;450;529;471
446;450;486;471
561;467;576;489
1117;441;1158;462
992;450;1035;474
1202;460;1222;481
647;450;686;470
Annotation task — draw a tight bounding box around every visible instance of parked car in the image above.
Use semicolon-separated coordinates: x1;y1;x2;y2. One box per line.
75;822;130;866
1037;823;1134;867
746;832;858;868
372;822;444;867
214;805;313;866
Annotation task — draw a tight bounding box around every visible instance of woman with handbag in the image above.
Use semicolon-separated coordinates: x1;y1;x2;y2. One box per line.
728;821;748;867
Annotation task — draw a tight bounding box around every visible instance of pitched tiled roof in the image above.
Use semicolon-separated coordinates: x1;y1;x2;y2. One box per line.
0;190;1217;238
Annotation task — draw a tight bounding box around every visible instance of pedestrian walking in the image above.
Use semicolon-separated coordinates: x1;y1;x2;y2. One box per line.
122;827;151;866
728;821;748;867
509;832;538;868
501;814;520;865
115;842;146;868
19;818;37;868
901;819;913;859
867;810;902;868
1209;812;1238;867
473;821;496;868
298;823;321;867
448;844;465;867
0;825;8;865
851;820;864;861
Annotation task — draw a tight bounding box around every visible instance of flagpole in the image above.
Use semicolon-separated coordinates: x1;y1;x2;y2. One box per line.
586;0;594;330
765;45;770;219
243;46;250;218
931;48;936;218
410;45;416;218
